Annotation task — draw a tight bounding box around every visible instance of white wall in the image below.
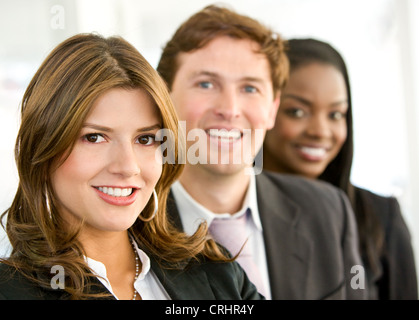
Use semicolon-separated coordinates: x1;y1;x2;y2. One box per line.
1;1;418;280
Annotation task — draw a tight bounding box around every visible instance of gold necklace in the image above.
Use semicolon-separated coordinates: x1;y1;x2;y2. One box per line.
131;240;140;300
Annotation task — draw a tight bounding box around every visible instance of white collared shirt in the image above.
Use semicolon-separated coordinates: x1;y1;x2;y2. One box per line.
171;173;272;299
86;240;170;300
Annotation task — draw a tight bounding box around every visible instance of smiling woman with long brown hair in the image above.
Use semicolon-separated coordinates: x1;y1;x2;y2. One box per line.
0;33;262;300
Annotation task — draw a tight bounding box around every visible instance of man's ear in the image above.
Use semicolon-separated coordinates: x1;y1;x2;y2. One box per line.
266;91;281;130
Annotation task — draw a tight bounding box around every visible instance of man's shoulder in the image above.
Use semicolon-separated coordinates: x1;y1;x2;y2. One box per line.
257;170;343;200
255;170;351;224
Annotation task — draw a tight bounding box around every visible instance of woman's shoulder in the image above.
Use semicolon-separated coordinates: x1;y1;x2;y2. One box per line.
192;258;264;300
0;263;30;299
354;186;395;204
353;186;405;230
0;262;23;285
150;254;264;300
354;186;399;211
0;263;39;299
0;263;63;300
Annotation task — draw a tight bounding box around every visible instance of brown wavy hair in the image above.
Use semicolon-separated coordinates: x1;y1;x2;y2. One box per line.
157;4;289;95
1;33;227;299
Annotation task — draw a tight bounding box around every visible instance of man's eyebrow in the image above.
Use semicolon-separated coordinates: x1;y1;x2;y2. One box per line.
82;123;162;132
241;76;265;84
191;71;265;83
190;70;219;78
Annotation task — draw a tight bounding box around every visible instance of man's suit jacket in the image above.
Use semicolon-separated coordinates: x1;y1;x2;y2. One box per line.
167;171;366;300
0;252;262;300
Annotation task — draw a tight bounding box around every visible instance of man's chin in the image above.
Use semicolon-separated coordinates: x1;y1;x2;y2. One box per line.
200;161;253;177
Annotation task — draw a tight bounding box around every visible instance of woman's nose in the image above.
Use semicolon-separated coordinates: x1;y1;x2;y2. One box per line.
107;143;141;177
305;115;331;138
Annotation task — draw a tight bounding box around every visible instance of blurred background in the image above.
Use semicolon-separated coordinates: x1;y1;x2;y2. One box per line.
1;0;418;284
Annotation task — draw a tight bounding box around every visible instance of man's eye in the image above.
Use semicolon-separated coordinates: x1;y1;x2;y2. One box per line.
198;81;213;89
83;133;106;143
137;135;156;145
244;86;257;93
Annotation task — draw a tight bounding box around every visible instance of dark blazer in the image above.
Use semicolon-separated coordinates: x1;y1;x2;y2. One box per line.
0;253;263;300
354;187;418;300
167;171;366;300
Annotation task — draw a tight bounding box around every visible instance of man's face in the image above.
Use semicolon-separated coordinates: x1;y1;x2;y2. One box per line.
170;36;279;176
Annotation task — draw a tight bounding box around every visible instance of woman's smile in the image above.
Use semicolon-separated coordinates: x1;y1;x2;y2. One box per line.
294;144;330;162
93;186;139;206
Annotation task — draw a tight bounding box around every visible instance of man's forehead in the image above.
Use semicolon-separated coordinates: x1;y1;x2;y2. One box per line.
175;38;272;82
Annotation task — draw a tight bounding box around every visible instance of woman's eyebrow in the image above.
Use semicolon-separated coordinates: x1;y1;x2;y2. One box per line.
330;99;348;108
82;123;162;132
82;123;113;132
282;94;312;106
282;94;348;108
136;124;162;132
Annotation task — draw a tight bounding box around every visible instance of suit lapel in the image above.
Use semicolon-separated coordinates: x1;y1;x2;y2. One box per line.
149;255;216;300
168;178;312;299
256;173;311;299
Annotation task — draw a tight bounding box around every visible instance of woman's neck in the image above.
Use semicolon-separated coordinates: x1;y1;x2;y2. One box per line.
81;230;130;261
80;230;140;300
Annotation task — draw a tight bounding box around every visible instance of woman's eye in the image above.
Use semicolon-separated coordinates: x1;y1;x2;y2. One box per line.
137;135;156;146
284;108;305;118
83;133;106;143
330;111;346;120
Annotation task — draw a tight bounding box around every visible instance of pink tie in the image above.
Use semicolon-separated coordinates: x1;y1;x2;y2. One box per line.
209;212;267;297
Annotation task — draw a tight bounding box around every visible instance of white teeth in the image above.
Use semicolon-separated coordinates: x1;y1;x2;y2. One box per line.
208;129;241;141
97;187;132;197
300;147;327;157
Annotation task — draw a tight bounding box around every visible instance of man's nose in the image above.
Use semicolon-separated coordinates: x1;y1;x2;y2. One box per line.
213;87;241;121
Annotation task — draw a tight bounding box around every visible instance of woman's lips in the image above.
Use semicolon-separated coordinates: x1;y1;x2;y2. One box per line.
296;145;328;161
93;186;138;206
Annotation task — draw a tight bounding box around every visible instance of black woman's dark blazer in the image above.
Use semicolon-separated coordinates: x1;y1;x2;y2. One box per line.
167;171;367;300
354;187;418;300
0;250;262;300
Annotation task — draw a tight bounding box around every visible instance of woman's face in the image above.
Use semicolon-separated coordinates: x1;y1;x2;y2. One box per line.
51;87;162;235
264;63;348;179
